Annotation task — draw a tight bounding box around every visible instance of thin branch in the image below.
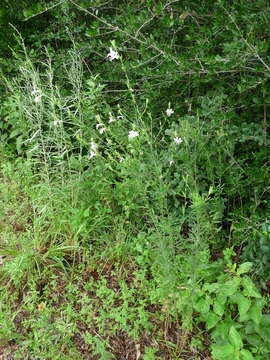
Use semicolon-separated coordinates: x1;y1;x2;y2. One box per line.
135;13;156;38
23;0;67;21
220;4;270;73
69;0;182;67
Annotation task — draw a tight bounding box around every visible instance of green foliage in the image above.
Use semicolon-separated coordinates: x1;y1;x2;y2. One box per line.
191;255;270;359
241;222;270;289
1;0;270;358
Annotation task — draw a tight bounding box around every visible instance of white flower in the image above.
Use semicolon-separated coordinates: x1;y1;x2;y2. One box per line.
108;113;123;123
31;89;40;96
119;157;124;162
90;141;98;150
96;123;106;134
107;47;119;61
174;137;183;144
166;108;174;117
34;95;42;104
88;151;96;159
88;141;98;159
31;89;42;104
108;113;115;123
169;160;174;166
128;130;139;139
53;119;62;126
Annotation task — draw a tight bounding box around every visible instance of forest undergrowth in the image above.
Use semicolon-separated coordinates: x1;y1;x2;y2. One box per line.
0;1;270;359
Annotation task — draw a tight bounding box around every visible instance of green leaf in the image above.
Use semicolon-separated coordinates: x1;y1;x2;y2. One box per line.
261;314;270;326
204;312;220;330
212;343;235;359
213;299;224;316
238;312;250;323
245;334;263;347
16;135;23;154
229;326;243;350
240;349;254;360
237;295;251;320
254;325;270;343
249;304;262;325
213;320;235;342
244;321;254;335
83;208;90;217
203;282;219;293
222;279;240;296
237;262;253;275
242;277;261;298
193;296;211;314
216;293;227;305
9;128;21;139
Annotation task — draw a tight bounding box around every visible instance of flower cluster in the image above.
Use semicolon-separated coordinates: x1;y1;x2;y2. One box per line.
89;101;181;163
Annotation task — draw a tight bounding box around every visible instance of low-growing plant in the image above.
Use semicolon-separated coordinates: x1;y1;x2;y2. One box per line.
241;222;270;290
190;252;270;360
